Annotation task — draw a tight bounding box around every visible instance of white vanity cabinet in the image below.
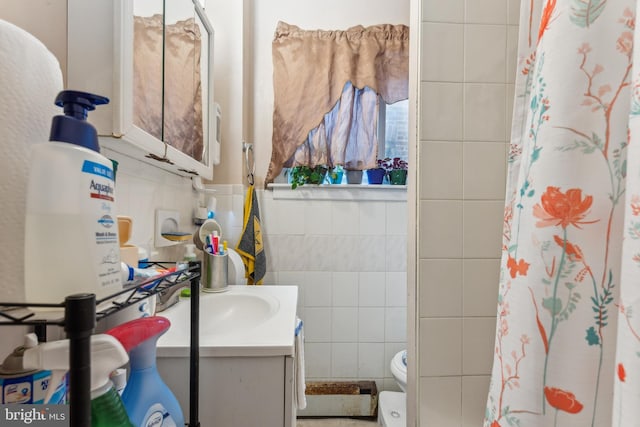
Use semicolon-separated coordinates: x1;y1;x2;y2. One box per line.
155;286;300;426
66;0;217;178
158;355;297;426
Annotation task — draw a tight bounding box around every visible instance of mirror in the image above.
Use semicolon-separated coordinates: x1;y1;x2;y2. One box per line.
66;0;215;178
131;0;213;170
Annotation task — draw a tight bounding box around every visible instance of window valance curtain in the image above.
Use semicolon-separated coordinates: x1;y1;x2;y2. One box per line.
265;21;410;185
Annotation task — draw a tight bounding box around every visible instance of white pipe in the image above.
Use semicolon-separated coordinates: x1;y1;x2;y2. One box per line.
192;176;217;194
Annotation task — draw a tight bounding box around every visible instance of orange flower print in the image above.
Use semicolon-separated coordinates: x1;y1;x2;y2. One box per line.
538;0;557;43
619;7;635;31
544;386;584;414
618;363;626;382
507;255;530;278
631;195;640;216
553;235;584;262
491;421;501;427
617;31;633;57
533;187;597;229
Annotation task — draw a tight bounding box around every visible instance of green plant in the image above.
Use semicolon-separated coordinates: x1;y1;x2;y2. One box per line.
379;157;408;173
328;165;344;184
290;165;328;189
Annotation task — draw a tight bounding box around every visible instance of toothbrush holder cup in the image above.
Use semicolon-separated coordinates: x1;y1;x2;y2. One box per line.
202;252;228;292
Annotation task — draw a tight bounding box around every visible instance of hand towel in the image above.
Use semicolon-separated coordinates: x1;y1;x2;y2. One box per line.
0;20;63;301
294;317;307;410
235;185;266;285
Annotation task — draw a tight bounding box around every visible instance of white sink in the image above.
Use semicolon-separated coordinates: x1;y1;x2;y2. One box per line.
157;285;298;357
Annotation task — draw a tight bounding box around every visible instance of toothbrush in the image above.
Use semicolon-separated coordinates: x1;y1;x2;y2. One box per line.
212;235;219;254
205;235;213;253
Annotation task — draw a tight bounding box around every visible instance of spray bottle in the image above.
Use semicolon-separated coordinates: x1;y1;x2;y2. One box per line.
22;334;133;427
0;334;66;404
106;316;184;427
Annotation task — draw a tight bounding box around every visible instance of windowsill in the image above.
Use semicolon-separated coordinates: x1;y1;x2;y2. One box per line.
267;183;407;201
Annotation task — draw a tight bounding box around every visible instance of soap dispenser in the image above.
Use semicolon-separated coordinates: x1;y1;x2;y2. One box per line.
24;90;122;304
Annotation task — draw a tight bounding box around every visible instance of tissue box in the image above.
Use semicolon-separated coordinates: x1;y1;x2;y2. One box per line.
118;216;139;266
120;245;138;267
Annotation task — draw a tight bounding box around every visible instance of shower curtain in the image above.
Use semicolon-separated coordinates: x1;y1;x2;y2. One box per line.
485;1;640;426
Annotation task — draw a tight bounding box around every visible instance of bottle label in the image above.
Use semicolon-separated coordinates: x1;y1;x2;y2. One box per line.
143;403;178;427
82;160;115;180
82;160;121;291
0;371;66;404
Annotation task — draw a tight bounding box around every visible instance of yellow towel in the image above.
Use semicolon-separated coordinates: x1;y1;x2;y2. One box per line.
235;185;266;284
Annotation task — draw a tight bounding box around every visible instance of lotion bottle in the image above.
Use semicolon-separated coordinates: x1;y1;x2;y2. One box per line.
25;90;122;303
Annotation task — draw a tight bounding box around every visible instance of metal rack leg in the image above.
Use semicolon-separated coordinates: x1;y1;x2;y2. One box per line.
65;294;96;427
189;261;200;427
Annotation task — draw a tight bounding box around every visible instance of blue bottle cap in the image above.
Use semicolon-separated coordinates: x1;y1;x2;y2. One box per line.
49;90;109;152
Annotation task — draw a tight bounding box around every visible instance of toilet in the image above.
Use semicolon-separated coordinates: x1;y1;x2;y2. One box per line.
378;350;407;427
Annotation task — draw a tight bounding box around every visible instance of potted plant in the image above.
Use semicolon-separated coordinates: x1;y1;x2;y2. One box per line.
366;160;386;184
328;165;344;184
289;165;328;189
345;169;363;184
380;157;408;185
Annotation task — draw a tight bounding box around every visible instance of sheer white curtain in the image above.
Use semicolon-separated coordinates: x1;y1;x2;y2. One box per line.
285;82;379;170
485;1;640;426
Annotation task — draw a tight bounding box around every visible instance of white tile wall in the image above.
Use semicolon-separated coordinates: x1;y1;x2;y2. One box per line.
421;22;464;82
358;308;385;342
462;142;507;199
358;343;386;378
464;25;507;83
422;0;464;23
462;318;496;375
420;377;462;427
463;259;500;316
332;272;359;306
359;272;386;307
420;141;463;200
463;84;507;141
332;343;359;378
419;318;462;376
419;200;463;258
419;259;463;317
209;185;408;389
385;272;407;307
107;150;199;262
462;376;492;427
465;0;507;24
420;82;464;141
418;0;513;424
332;308;358;342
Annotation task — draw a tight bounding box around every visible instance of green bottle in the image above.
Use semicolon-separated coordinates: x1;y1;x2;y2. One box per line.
91;386;134;427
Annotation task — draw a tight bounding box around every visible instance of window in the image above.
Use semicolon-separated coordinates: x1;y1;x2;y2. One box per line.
266;21;409;185
276;87;408;185
380;99;409;161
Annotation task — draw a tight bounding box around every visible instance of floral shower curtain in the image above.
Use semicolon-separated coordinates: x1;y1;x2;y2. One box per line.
485;1;640;426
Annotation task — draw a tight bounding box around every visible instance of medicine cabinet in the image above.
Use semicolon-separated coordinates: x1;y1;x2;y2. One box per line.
67;0;218;178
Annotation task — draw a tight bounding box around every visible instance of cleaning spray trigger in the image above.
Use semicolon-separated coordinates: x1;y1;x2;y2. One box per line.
22;335;129;404
21;338;69;404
